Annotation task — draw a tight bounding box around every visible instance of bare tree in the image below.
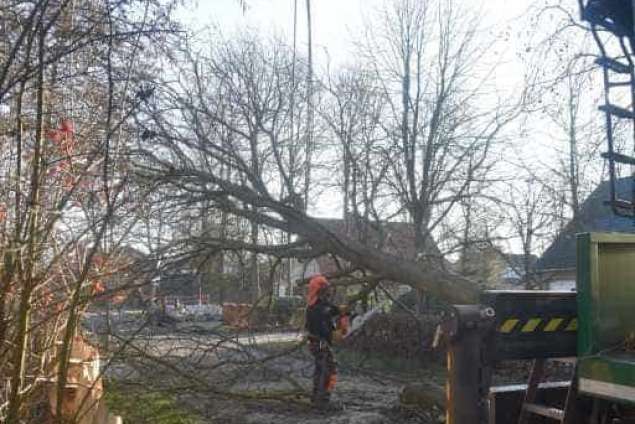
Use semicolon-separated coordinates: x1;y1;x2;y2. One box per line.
321;66;391;235
497;176;555;288
136;32;480;306
519;1;623;228
541;57;606;229
359;0;520;264
0;1;177;421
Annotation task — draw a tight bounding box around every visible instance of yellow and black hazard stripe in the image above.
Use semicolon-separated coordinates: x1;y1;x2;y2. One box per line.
497;317;577;334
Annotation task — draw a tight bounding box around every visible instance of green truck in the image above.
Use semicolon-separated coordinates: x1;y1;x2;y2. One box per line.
442;3;635;422
443;233;635;423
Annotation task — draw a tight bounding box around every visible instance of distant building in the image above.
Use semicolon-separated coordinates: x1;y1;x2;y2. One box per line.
459;243;537;289
536;178;635;291
277;217;437;297
499;253;539;287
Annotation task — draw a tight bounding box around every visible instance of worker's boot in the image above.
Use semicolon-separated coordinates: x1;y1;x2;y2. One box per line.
311;390;327;405
311;390;329;407
313;392;343;412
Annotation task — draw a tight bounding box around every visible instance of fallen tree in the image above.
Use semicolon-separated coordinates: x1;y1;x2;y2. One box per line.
135;163;481;304
132;28;493;305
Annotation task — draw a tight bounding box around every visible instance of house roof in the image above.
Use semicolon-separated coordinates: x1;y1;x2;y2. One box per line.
504;253;538;271
313;217;443;274
315;217;445;257
536;177;635;271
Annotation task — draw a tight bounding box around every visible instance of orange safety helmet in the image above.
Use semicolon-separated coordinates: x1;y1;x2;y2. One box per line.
306;274;329;306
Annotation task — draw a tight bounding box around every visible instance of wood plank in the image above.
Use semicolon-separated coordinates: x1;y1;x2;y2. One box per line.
518;359;546;424
523;403;564;420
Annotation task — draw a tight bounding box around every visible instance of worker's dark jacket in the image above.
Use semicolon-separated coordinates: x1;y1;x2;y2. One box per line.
306;300;341;344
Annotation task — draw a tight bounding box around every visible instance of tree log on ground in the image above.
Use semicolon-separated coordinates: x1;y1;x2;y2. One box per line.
400;382;446;410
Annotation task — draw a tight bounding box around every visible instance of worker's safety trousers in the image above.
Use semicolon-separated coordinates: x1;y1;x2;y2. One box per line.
308;337;337;404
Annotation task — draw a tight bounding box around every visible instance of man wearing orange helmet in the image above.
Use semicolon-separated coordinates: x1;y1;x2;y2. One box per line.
305;274;348;407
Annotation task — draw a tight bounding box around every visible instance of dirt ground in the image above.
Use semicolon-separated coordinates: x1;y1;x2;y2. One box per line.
91;310;576;424
189;345;446;424
169;350;444;424
94;311;445;424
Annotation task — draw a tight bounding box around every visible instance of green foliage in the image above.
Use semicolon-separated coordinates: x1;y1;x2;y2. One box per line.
105;381;201;424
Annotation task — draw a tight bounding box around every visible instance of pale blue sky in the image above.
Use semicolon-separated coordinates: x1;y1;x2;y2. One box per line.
179;0;533;69
173;0;595;255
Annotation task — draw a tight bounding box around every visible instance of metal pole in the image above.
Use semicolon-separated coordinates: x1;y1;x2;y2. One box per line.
445;305;494;424
447;328;483;424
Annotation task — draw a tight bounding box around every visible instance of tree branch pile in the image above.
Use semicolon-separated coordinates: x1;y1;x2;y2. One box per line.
344;312;444;363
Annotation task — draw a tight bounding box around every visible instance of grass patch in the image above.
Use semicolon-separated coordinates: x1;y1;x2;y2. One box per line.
104;381;202;424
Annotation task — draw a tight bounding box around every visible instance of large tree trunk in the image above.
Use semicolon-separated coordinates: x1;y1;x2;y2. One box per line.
279;208;479;304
